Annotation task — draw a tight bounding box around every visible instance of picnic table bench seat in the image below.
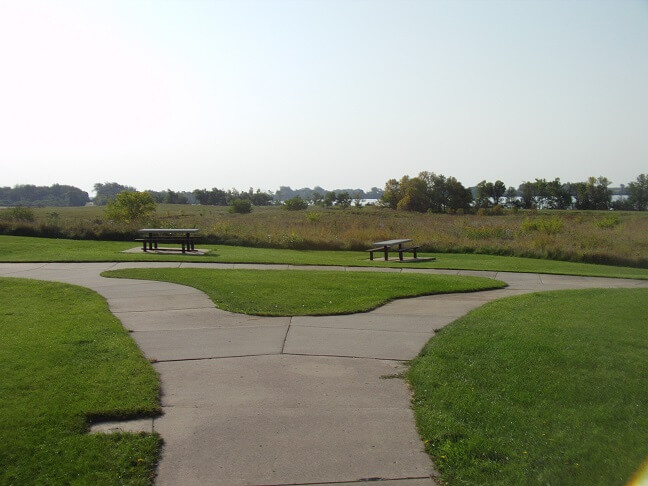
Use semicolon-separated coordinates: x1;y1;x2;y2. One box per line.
365;245;391;261
137;229;198;253
396;245;420;260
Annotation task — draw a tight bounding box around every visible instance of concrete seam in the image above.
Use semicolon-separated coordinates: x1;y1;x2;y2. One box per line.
289;324;435;334
0;262;50;275
154;352;282;363
111;306;215;313
130;324;287;333
281;318;292;354
282;352;406;362
246;475;432;485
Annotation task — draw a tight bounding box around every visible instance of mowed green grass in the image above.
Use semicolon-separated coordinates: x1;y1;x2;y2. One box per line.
408;288;648;485
0;278;161;485
3;235;648;280
102;268;505;316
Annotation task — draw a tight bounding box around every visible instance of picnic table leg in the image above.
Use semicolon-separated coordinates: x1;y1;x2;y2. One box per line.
142;240;147;252
383;247;389;261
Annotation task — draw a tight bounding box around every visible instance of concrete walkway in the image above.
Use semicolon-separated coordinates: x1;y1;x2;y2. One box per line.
1;262;647;485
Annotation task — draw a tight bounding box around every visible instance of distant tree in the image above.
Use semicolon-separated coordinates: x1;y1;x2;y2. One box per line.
569;177;612;210
419;172;448;213
353;192;363;207
94;182;137;206
627;173;648;211
380;179;402;209
249;189;273;206
164;189;188;204
445;177;473;212
519;182;534;209
396;177;429;212
193;188;228;205
475;180;493;208
104;191;156;223
0;184;89;206
311;191;324;206
504;186;518;207
274;186;296;202
365;186;384;199
492;180;506;205
323;191;337;207
336;191;352;208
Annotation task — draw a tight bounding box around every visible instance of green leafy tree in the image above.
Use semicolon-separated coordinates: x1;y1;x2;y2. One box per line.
104;191;156;223
627;174;648;211
311;191;324;206
380;179;402;209
445;177;473;211
475;180;493;208
336;191;352;208
419;172;448;213
396;177;429;212
504;186;518;207
323;191;337;207
492;180;506;205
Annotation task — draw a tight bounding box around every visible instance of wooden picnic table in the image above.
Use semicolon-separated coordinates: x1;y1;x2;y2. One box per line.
136;228;199;253
366;239;420;261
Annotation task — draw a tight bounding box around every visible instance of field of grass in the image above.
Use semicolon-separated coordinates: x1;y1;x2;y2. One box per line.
408;288;648;485
3;235;648;280
1;204;647;268
102;268;506;315
0;277;161;485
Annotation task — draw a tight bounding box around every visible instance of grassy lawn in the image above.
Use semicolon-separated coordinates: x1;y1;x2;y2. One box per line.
3;235;648;280
102;268;506;316
408;288;648;485
0;277;161;485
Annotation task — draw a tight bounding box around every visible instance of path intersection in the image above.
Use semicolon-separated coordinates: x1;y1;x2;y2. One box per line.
1;262;646;485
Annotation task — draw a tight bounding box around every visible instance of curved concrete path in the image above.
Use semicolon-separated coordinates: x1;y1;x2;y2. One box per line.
1;262;647;485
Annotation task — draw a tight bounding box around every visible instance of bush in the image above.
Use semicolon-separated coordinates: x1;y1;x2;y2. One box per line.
229;199;252;214
596;214;620;229
305;211;322;223
521;216;564;235
10;206;35;222
282;196;308;211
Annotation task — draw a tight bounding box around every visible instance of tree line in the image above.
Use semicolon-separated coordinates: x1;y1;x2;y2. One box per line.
0;184;90;207
2;174;647;211
383;173;648;212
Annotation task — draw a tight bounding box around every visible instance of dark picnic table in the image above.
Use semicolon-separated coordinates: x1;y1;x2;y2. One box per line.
137;228;199;253
366;238;420;261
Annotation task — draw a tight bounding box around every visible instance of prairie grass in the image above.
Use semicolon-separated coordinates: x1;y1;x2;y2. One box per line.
1;204;647;267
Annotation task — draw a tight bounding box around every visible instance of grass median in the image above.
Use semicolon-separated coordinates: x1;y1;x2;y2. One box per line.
408;288;648;485
101;268;506;316
0;277;161;485
3;235;648;280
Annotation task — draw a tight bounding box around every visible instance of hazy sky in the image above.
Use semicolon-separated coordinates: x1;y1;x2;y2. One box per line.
1;0;647;195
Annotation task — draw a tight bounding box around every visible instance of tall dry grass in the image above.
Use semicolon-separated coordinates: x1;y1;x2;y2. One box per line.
1;205;647;267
